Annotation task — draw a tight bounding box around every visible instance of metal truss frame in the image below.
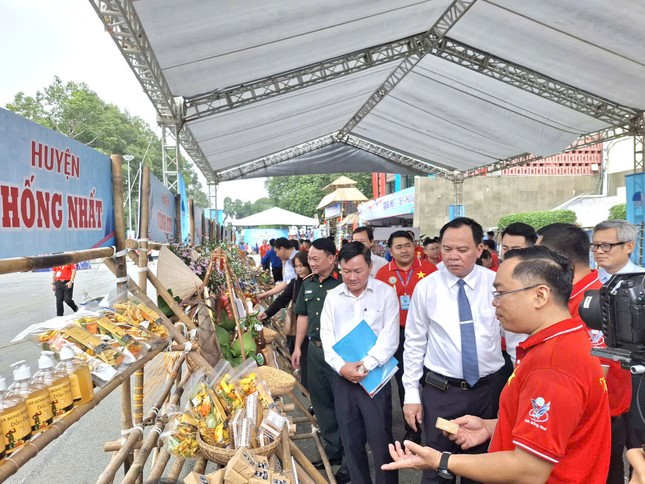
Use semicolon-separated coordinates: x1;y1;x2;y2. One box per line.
634;114;645;173
89;0;216;185
338;0;477;138
218;136;336;182
462;122;636;178
161;124;180;192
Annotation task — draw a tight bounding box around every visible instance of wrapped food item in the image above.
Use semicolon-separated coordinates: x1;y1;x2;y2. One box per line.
95;317;148;359
108;297;168;339
213;373;245;415
60;326;126;368
231;360;274;408
162;411;199;458
259;408;287;443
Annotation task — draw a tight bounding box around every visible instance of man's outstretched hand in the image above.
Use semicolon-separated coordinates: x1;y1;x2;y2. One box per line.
381;440;441;471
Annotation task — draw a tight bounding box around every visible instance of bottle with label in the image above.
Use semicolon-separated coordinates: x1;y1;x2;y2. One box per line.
254;324;267;366
34;351;74;419
8;361;53;434
0;375;31;456
58;345;94;406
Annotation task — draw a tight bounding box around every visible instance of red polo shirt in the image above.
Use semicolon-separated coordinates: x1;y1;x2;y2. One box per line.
489;318;610;483
569;270;632;416
53;264;75;282
414;246;426;261
375;258;437;327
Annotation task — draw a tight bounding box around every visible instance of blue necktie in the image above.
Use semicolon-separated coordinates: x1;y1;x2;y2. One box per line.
457;279;480;386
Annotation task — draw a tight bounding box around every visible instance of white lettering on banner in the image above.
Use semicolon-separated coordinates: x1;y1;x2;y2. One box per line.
31;141;81;180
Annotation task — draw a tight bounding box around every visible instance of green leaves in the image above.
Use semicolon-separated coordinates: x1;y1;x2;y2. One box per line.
608;203;626;220
497;210;577;231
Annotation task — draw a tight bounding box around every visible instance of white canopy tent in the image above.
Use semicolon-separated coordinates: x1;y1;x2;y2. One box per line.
232;207;318;227
89;0;645;188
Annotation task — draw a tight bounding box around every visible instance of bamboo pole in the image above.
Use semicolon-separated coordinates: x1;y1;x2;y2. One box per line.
0;343;167;482
103;257;215;377
189;199;195;244
125;239;165;251
124;250;196;330
146;448;171;482
98;355;189;484
0;247;115;275
220;252;245;360
167;458;186;482
104;440;144;452
111;155;128;294
288;439;330;484
193;455;208;475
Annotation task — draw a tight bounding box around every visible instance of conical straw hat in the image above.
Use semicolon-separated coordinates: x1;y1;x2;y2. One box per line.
157;246;203;299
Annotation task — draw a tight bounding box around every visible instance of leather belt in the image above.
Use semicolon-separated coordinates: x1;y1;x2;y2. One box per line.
424;368;499;391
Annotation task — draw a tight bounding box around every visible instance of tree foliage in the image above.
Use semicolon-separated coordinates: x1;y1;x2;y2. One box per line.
608;203;626;220
497;210;577;231
223;197;273;220
5;77;208;210
265;173;373;217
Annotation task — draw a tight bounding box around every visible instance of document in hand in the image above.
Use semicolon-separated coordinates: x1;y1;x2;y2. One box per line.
332;320;399;397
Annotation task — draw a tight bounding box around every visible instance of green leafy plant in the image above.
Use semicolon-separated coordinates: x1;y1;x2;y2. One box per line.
497;210;577;231
608;203;626;220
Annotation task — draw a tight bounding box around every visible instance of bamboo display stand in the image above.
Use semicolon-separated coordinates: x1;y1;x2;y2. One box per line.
0;156;330;483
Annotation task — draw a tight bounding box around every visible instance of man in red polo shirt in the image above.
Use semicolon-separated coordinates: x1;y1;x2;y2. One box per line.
52;263;79;317
382;246;610;483
376;230;437;443
539;223;631;483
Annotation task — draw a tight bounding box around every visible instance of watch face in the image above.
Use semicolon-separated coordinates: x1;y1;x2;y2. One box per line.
437;469;453;479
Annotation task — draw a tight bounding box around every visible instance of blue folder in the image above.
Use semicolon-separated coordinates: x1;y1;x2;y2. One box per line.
332;320;399;397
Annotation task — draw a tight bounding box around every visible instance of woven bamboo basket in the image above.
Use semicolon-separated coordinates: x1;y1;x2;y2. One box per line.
197;432;281;465
256;366;296;396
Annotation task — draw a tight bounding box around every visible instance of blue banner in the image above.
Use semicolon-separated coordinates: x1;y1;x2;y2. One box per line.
177;172;190;242
626;173;645;263
0;108;115;258
145;172;176;243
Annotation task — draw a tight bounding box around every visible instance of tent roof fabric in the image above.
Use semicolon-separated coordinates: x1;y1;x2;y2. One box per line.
316;188;369;210
94;0;645;182
232;207;318;227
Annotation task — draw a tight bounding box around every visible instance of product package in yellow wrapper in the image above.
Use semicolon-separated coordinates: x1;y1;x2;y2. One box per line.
162;411;200;458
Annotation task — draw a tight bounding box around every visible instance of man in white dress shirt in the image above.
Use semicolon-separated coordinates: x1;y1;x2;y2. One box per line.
352;226;388;278
403;217;506;484
321;241;400;484
592;219;645;283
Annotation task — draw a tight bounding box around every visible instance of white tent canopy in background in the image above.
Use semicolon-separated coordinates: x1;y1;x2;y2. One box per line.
232;207;318;227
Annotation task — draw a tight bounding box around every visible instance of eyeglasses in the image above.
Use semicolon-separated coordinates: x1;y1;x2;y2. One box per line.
590;242;627;252
492;284;541;300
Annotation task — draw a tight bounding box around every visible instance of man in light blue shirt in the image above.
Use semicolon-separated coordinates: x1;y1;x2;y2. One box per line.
592;220;645;283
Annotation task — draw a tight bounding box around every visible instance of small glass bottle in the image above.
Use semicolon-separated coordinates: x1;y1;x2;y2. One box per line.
34;351;74;419
58;345;94;406
0;375;31;455
8;361;53;434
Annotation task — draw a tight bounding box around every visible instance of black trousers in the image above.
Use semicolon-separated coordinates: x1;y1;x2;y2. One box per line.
307;343;344;461
421;369;504;484
54;280;78;317
333;373;398;484
272;266;283;282
606;415;625;484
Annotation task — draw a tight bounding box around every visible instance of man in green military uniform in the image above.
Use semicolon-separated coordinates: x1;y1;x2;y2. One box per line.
292;237;349;484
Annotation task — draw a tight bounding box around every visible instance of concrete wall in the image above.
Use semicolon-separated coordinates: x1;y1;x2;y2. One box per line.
414;174;601;236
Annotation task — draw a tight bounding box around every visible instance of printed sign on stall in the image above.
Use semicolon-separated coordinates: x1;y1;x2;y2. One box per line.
145;172;176;243
0;108;115;258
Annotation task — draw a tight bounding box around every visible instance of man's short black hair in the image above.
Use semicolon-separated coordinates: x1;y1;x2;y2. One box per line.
440;217;484;245
353;226;374;242
338;241;372;265
501;223;537;245
311;237;337;256
269;238;275;246
290;239;301;250
537;223;590;266
274;237;293;250
388;230;414;248
504;246;573;306
423;236;439;247
483;239;497;251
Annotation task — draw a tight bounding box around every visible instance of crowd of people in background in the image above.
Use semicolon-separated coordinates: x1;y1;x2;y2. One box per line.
249;219;645;484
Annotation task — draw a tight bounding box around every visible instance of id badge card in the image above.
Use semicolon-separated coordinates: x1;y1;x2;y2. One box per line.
400;295;411;310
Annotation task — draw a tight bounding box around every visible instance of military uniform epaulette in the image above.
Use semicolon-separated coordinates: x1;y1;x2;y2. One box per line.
331;270;339;280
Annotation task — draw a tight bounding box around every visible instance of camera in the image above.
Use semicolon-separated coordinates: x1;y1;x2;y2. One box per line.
579;273;645;374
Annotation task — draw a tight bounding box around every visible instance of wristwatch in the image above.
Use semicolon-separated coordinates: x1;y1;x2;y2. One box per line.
437;451;454;479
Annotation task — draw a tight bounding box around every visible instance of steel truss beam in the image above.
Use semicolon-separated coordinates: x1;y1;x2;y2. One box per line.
161;124;180;192
89;0;216;184
218;136;336;182
338;0;477;138
183;36;422;122
462;123;636;178
634;114;645;173
342;135;455;179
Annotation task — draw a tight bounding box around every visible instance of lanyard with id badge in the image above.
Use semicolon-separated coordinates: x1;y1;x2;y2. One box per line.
395;269;413;310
